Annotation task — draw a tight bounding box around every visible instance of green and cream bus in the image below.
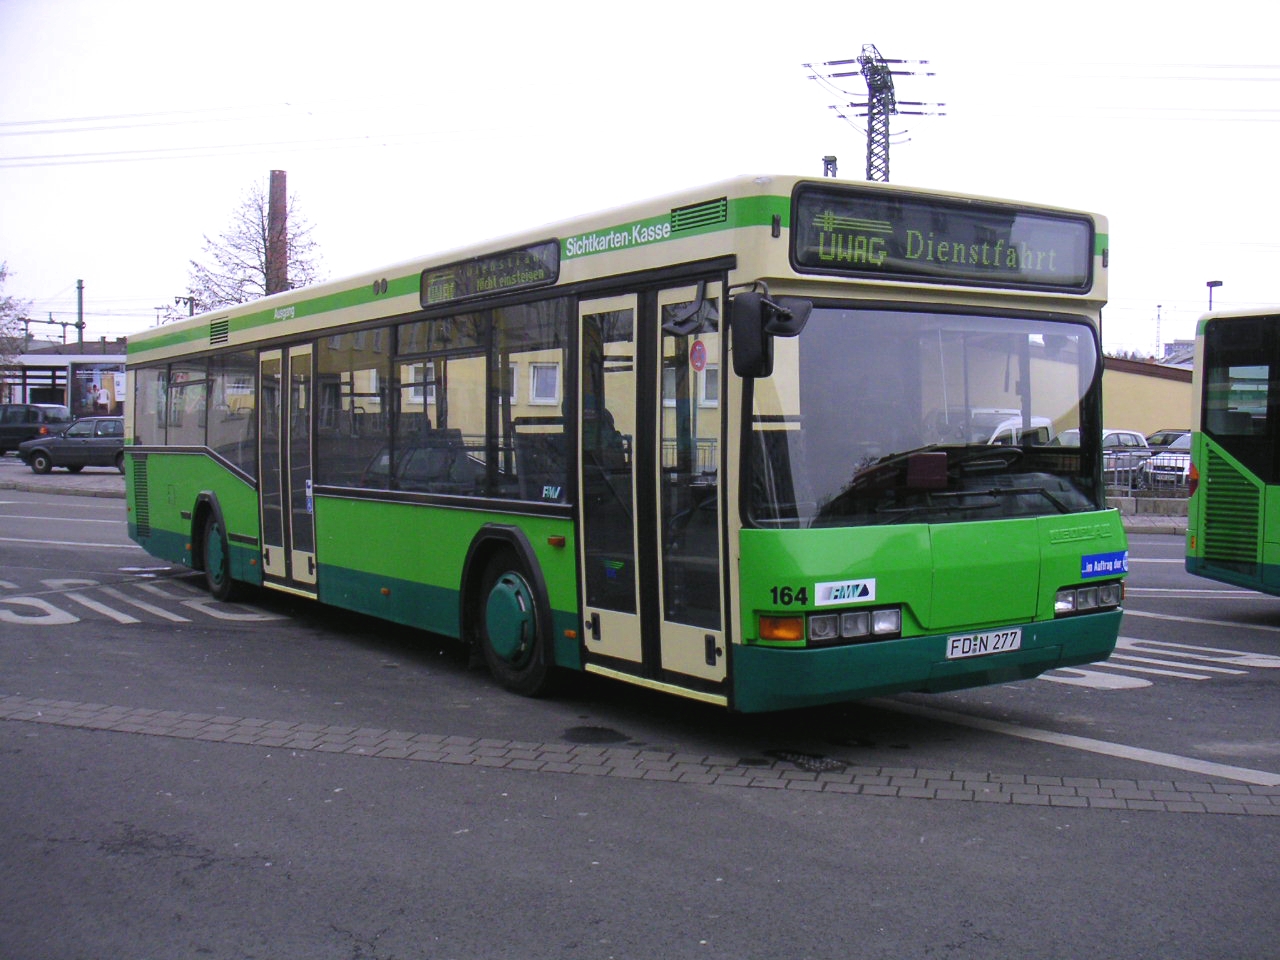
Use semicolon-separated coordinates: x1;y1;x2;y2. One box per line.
126;174;1125;712
1187;308;1280;593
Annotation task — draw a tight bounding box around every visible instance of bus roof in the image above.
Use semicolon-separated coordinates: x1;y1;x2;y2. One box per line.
130;174;1107;364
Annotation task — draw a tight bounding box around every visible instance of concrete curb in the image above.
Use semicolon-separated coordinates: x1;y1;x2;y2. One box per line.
0;458;126;500
1120;516;1187;536
0;477;125;500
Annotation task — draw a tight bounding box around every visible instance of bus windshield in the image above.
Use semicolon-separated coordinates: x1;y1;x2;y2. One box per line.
749;306;1100;527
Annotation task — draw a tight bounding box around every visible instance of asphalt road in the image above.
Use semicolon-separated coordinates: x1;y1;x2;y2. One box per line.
0;468;1275;960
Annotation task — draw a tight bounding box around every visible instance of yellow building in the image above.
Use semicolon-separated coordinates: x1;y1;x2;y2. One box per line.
1101;357;1192;436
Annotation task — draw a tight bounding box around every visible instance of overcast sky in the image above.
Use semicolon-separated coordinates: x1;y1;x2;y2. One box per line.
2;0;1276;355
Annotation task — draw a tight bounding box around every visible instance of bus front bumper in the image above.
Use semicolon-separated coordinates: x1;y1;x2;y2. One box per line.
731;609;1122;713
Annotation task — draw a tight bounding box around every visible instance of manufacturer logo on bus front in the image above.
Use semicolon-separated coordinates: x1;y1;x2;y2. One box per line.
814;578;876;606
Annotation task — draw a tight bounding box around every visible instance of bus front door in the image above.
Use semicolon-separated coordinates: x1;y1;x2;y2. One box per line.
578;296;642;665
578;286;727;696
258;345;317;595
656;283;726;686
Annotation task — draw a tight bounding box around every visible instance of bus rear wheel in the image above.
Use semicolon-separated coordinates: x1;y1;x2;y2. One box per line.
202;513;238;602
476;550;556;697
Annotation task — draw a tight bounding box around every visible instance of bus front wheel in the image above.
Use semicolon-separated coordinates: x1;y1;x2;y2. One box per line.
476;550;556;697
201;513;238;602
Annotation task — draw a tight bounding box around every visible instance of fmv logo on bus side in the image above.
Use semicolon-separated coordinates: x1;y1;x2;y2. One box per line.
814;578;876;606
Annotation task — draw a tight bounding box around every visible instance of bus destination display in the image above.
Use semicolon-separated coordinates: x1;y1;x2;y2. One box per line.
792;185;1094;291
420;240;559;308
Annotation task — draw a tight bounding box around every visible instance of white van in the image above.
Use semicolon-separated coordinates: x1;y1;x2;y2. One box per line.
966;409;1054;446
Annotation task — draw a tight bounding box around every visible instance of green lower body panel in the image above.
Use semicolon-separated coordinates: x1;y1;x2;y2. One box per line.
130;525;265;588
1186;556;1280;595
732;610;1121;712
316;562;581;670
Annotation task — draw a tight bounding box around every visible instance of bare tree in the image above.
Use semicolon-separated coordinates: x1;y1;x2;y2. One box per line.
183;178;324;313
0;262;30;369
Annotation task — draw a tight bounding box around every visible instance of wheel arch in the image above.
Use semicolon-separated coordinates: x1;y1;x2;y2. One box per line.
459;524;553;650
189;491;228;574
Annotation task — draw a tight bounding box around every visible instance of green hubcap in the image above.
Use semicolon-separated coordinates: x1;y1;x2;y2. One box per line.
485;572;536;663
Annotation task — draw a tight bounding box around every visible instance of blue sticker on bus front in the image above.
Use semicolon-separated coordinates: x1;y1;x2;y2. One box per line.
1081;551;1127;578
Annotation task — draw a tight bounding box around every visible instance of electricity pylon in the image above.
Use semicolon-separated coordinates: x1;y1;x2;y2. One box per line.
806;45;945;182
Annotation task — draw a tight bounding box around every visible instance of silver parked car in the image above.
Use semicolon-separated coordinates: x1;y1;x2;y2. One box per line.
1057;428;1152;484
1139;433;1192;489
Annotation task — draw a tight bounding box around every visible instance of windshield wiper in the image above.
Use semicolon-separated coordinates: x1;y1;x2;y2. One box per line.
953;484;1074;514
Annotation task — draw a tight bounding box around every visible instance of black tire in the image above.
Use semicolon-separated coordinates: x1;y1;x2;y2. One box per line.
475;549;557;696
29;451;53;475
202;513;238;602
115;451;125;474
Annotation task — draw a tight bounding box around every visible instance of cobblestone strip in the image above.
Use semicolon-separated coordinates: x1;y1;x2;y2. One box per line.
5;694;1279;816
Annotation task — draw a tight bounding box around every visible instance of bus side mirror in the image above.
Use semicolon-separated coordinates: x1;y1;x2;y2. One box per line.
732;293;773;378
731;293;812;378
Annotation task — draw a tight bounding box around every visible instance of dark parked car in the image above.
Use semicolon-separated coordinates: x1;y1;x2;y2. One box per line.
0;403;73;455
18;416;125;474
1146;428;1189;449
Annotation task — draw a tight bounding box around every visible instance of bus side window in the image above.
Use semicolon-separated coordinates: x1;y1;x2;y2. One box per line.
513;421;567;502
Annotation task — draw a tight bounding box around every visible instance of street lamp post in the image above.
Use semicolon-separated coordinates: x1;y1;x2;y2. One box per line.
1207;280;1223;311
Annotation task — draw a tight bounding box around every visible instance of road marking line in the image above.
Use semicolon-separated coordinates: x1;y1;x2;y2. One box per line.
179;598;287;621
1109;654;1245;675
97;586;190;622
1100;661;1211;680
0;596;79;625
1125;608;1280;632
875;699;1280;786
1119;637;1280;669
1040;668;1151;689
1126;587;1258;596
0;514;121;524
62;592;141;624
0;536;138;549
137;581;203;600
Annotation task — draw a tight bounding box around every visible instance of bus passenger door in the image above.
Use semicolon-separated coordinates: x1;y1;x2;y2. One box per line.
286;344;317;588
259;350;286;579
656;284;726;683
578;295;642;664
258;345;317;594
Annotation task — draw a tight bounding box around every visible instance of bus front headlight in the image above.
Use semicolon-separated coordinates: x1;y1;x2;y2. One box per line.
1055;581;1123;617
